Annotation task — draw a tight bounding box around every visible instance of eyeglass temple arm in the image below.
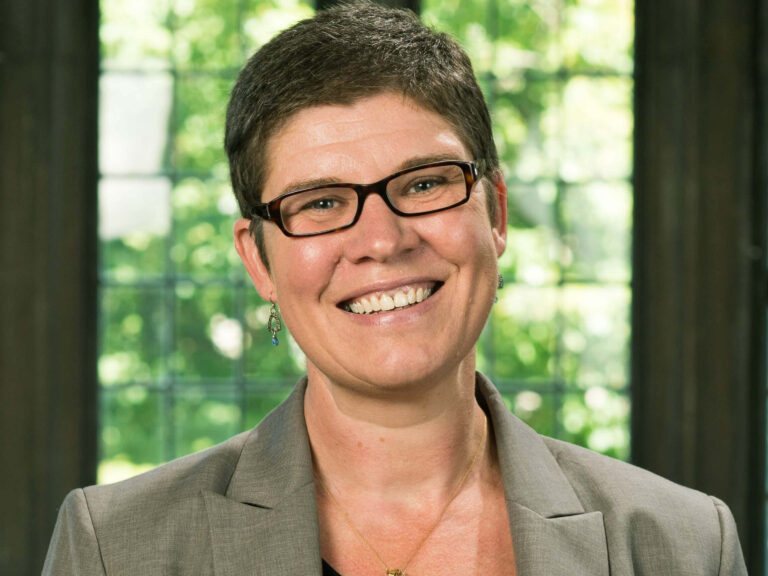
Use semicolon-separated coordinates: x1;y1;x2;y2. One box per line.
250;204;272;221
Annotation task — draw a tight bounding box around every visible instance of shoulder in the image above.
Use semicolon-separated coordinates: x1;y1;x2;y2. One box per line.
542;435;713;514
86;430;251;569
45;382;312;574
45;430;254;575
84;428;251;517
542;436;745;573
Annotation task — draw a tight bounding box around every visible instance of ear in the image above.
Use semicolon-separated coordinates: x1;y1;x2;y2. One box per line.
490;170;507;257
234;218;276;301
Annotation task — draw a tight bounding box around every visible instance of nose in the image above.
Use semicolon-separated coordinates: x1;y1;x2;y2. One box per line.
342;193;419;263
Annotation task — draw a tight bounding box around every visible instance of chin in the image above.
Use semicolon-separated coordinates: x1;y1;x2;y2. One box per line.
315;351;472;397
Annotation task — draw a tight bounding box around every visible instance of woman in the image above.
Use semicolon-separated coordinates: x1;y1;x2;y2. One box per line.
44;3;746;575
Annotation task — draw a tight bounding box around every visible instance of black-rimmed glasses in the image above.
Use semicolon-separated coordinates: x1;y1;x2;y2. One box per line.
250;160;479;237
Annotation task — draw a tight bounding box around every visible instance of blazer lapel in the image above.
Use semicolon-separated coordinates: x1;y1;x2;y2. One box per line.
507;503;608;576
205;379;323;576
204;374;608;575
478;374;610;576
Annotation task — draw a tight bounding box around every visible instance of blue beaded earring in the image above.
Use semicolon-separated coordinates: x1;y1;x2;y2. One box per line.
494;273;504;303
267;302;282;346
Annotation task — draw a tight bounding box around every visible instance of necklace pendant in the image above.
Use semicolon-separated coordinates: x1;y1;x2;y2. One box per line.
387;570;405;576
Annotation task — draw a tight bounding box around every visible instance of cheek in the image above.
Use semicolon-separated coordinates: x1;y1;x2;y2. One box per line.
270;236;339;300
425;209;498;265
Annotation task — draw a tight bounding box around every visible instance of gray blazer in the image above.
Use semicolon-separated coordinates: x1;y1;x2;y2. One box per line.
43;374;747;575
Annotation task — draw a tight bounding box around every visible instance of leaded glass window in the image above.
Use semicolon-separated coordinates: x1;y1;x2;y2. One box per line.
98;0;634;482
98;0;314;482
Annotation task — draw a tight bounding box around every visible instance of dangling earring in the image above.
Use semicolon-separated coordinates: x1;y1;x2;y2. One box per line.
268;302;282;346
495;273;504;303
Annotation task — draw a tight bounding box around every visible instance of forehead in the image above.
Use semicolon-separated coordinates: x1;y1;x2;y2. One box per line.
262;93;469;199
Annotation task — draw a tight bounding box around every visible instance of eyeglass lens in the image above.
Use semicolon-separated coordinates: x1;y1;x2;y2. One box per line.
278;163;469;236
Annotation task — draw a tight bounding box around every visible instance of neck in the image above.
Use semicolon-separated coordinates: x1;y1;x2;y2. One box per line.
305;360;488;499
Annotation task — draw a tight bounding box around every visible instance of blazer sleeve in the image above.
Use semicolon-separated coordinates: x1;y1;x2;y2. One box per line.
712;497;748;576
42;489;106;576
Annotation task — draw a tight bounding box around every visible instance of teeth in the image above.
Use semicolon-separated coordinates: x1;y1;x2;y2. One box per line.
346;285;437;315
380;294;395;311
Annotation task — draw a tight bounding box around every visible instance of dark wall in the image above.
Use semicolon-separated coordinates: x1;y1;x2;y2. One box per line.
633;0;766;572
0;0;99;574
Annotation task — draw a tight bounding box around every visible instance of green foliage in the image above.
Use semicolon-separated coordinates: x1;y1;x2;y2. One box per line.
172;0;243;70
172;178;243;277
100;287;167;384
101;0;172;68
98;0;633;483
100;386;165;484
174;78;234;174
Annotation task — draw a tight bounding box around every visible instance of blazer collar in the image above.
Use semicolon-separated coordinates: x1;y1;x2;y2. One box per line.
225;379;315;507
478;373;609;575
205;375;608;575
205;378;323;575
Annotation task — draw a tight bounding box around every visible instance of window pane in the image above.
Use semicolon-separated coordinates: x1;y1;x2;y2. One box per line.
99;177;171;280
174;386;242;455
497;80;562;181
560;76;633;182
172;0;241;70
174;284;238;379
99;73;173;174
245;386;293;428
562;0;634;73
561;181;632;283
174;75;233;174
503;181;560;285
101;0;171;69
99;387;165;483
494;0;561;71
560;389;630;459
100;286;167;384
487;286;558;381
172;178;242;278
242;0;315;53
422;0;560;74
560;285;630;389
500;390;558;437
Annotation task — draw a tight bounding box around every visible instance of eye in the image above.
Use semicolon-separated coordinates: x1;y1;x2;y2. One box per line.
302;197;338;211
407;177;445;195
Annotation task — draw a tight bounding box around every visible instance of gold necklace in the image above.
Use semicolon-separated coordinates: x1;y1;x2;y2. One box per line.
315;420;487;576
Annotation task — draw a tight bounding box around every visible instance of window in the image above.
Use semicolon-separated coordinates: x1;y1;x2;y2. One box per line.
98;0;314;482
98;0;634;483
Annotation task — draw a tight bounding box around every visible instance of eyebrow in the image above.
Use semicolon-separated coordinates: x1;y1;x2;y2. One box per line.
278;153;468;196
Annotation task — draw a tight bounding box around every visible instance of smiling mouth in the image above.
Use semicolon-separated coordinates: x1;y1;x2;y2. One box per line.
341;282;442;315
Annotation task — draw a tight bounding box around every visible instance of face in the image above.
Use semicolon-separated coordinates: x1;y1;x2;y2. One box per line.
235;93;506;394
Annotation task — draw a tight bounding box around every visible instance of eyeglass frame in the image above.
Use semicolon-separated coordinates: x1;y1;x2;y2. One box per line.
249;160;480;238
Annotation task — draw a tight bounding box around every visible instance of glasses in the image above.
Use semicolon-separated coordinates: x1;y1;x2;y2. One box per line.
250;160;479;237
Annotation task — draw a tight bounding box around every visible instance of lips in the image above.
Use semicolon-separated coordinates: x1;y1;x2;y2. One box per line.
341;282;441;315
